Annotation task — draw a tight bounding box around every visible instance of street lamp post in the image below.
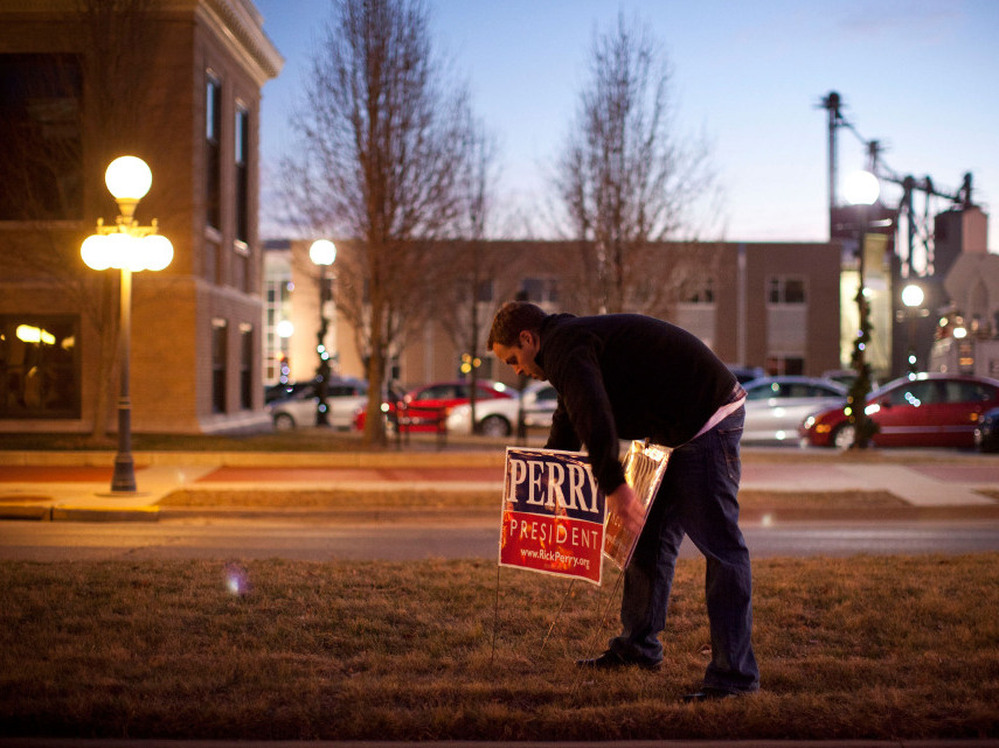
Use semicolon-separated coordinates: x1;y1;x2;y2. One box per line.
80;156;173;493
308;239;337;426
843;169;880;449
901;283;926;376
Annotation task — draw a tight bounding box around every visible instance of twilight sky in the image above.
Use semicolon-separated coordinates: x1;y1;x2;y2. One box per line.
253;0;999;253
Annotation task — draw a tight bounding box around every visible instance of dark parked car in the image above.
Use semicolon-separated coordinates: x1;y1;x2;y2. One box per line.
265;380;315;404
974;406;999;452
801;373;999;449
728;365;765;384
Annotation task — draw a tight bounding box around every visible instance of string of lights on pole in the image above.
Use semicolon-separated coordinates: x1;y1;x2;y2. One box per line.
841;169;880;449
309;239;337;426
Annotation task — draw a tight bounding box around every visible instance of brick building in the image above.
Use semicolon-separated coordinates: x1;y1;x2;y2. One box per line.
264;239;843;393
0;0;281;434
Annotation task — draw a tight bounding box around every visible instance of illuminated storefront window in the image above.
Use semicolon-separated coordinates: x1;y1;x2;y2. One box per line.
0;316;81;418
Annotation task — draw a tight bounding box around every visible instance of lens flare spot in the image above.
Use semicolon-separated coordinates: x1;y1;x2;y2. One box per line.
223;562;250;596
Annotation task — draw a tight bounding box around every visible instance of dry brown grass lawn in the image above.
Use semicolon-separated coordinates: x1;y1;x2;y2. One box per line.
1;554;997;741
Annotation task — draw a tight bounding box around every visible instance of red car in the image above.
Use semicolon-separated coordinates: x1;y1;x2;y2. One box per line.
354;380;514;432
800;373;999;449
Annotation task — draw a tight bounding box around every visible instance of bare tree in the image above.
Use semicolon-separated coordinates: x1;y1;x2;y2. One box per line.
281;0;473;445
552;12;722;317
429;117;501;431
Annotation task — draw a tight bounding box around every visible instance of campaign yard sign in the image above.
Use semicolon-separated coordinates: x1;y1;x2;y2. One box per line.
499;448;606;585
602;440;671;570
500;442;671;585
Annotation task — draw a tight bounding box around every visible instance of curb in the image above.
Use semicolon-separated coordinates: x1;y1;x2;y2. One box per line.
0;504;50;521
0;449;509;469
0;504;161;522
51;505;160;522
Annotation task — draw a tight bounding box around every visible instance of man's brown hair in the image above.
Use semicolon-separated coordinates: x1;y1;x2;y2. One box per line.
487;301;547;348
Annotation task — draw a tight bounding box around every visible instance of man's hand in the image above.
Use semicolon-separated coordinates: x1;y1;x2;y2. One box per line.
607;483;644;539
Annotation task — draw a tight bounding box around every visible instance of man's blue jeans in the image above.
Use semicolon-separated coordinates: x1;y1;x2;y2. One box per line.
609;407;760;693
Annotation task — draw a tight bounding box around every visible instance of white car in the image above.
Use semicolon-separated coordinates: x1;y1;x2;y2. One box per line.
742;376;847;445
267;378;368;431
446;381;558;437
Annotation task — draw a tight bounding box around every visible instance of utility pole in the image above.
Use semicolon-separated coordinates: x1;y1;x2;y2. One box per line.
820;91;844;238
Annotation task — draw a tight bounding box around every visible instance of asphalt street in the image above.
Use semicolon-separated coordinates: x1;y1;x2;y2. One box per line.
2;514;997;562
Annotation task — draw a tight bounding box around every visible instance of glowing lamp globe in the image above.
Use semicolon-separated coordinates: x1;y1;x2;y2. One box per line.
106;233;137;270
104;156;152;201
141;234;174;272
309;239;337;266
901;284;924;309
843;170;880;206
81;234;111;271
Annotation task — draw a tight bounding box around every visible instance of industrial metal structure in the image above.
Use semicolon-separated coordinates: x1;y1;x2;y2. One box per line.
819;90;989;380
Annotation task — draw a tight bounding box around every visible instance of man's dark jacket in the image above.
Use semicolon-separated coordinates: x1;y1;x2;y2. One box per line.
536;313;737;494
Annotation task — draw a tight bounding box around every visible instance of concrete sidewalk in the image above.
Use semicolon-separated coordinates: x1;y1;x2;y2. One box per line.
1;447;998;521
740;460;999;506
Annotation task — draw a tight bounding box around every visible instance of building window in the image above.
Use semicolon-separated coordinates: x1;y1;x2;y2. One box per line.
211;318;227;413
521;277;558;304
767;275;807;370
765;355;805;376
264;272;293;385
233;250;248;291
675;276;716;346
204;239;221;284
234;105;249;244
475;279;494;303
683;278;715;304
768;276;806;304
205;72;222;230
239;324;253;410
0;54;82;221
0;315;81;419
